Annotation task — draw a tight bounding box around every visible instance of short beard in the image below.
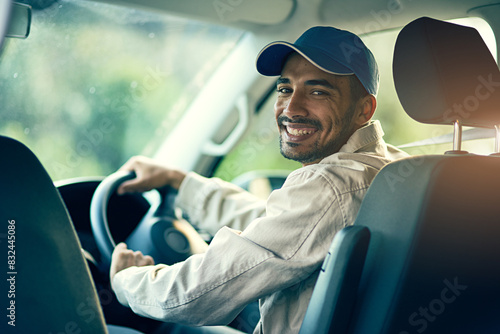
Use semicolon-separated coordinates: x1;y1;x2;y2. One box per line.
278;106;357;164
279;138;322;164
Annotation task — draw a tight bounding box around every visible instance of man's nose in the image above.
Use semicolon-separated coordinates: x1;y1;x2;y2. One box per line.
283;92;308;118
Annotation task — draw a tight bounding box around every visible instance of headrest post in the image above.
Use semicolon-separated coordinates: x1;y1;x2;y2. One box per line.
453;120;462;151
495;125;500;153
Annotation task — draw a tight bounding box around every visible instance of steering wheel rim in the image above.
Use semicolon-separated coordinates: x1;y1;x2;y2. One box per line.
90;171;138;264
90;171;200;267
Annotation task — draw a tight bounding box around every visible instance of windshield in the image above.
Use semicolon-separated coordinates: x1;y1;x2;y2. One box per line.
0;0;243;181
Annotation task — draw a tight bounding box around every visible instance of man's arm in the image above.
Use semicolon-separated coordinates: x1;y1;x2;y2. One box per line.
176;172;267;234
117;155;267;234
110;169;346;326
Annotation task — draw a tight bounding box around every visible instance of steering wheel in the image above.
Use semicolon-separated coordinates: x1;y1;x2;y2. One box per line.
90;171;207;267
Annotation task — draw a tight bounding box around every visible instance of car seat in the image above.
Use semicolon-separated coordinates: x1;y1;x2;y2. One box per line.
299;17;500;334
0;136;142;334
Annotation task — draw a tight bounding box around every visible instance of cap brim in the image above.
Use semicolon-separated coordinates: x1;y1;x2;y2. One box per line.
256;41;354;77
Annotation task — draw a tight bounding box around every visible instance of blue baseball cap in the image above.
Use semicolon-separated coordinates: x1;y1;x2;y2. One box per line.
256;26;379;96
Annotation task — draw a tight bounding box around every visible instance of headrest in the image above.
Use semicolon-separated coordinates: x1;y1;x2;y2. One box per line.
393;17;500;128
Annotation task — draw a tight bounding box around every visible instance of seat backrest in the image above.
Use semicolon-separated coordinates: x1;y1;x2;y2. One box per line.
0;136;108;333
300;17;500;334
349;155;500;333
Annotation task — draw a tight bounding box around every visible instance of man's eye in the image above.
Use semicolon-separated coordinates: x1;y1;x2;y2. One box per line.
312;90;326;95
277;87;291;94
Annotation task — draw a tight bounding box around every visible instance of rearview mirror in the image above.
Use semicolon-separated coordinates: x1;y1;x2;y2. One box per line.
6;2;31;39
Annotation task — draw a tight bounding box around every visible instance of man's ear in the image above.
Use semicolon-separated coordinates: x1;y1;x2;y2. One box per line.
354;94;376;126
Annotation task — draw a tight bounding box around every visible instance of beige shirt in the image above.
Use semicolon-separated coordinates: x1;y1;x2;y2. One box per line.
113;120;408;333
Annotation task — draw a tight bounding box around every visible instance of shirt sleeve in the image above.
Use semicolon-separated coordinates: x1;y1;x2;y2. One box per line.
112;169;346;326
175;172;267;235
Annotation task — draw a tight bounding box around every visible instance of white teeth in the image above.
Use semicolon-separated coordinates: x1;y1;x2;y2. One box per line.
287;127;314;136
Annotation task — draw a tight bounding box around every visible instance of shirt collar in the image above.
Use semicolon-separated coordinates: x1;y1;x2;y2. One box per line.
338;120;384;154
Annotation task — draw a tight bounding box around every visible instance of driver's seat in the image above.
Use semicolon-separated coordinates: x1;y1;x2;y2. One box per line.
0;135;140;334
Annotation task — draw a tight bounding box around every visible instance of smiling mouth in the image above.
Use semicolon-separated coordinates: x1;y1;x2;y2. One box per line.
281;123;319;142
278;116;321;142
285;125;317;136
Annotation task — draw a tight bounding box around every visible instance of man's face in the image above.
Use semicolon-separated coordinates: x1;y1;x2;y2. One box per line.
274;53;360;166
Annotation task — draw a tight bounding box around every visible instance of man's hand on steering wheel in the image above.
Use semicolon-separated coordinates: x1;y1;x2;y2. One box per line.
110;242;155;287
91;155;206;277
117;156;187;194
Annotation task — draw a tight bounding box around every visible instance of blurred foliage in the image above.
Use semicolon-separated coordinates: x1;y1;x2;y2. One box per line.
0;0;242;180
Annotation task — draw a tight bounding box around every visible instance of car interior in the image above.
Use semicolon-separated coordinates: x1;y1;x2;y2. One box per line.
1;0;500;333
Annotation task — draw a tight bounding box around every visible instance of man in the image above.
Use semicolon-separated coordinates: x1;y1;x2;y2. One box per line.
110;26;407;333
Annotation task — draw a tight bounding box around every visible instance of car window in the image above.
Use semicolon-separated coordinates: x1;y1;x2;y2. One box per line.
0;0;243;181
214;16;497;184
